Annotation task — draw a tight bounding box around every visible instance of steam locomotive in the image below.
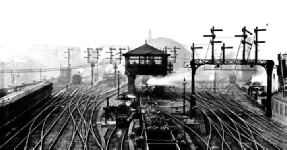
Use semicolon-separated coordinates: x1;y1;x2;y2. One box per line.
248;82;267;107
115;94;136;126
72;74;82;84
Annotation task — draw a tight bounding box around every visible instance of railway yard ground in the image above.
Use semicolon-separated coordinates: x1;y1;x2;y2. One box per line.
1;81;287;150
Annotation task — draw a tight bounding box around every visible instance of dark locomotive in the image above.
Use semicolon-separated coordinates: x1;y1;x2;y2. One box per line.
115;94;136;126
72;74;82;84
247;82;267;109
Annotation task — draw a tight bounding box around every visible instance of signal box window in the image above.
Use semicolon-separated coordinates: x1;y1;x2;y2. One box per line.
129;56;139;64
139;56;145;64
154;56;162;65
146;56;153;65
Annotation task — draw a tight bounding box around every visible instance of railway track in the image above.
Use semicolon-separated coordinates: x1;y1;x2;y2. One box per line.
170;85;286;149
0;85;71;149
159;108;209;150
1;82;128;150
105;127;128;150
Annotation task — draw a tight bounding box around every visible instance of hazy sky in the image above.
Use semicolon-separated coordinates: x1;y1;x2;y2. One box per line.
0;0;286;62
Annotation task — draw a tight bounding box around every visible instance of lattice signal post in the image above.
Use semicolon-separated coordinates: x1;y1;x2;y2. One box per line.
185;26;274;118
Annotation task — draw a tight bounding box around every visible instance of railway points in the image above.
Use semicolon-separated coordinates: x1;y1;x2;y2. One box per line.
2;26;287;150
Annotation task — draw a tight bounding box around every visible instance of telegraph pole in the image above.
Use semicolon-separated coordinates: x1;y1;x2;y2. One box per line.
203;26;222;64
64;48;73;83
254;27;266;63
235;26;252;64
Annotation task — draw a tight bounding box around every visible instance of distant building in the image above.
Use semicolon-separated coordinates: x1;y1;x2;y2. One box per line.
146;29;152;42
0;62;4;88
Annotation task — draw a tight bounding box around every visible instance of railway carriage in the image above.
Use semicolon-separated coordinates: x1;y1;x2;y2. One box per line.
0;82;53;132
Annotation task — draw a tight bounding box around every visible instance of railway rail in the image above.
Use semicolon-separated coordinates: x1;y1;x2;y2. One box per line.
105;127;128;150
170;85;287;150
0;82;128;150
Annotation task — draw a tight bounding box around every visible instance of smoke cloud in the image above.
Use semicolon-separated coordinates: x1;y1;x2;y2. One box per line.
147;70;190;87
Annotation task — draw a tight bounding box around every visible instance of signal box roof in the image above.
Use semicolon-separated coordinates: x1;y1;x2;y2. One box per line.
123;42;170;56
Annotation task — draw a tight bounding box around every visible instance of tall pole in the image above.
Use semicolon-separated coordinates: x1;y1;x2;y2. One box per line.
68;49;72;83
214;72;216;93
12;74;14;86
190;43;202;121
242;27;246;63
235;27;252;64
11;70;13;86
95;48;102;78
183;78;186;114
266;60;274;118
40;68;42;81
254;26;266;64
191;44;195;119
65;48;73;83
118;71;120;100
203;26;222;64
114;63;118;88
107;48;116;64
85;48;98;86
91;62;95;86
116;48;126;64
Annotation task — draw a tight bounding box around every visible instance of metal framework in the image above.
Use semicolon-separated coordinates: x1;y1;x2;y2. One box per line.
186;26;274;118
187;48;274;118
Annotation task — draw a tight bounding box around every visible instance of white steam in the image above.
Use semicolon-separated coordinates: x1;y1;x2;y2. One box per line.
147;70;191;87
251;73;267;86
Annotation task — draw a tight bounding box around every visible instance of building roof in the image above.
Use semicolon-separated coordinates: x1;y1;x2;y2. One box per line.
123;43;170;56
